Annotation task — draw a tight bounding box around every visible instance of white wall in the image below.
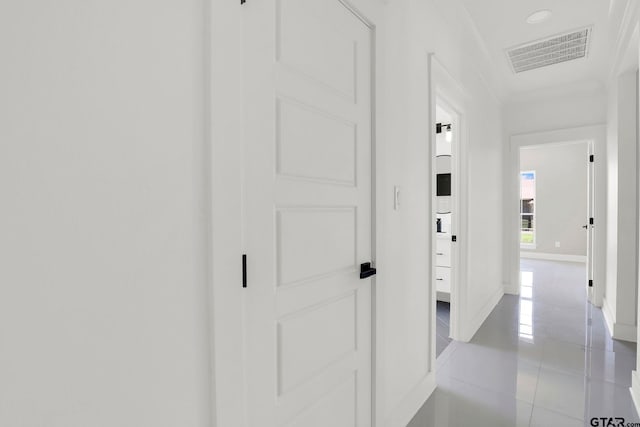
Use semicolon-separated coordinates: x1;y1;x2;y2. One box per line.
380;1;505;421
504;87;607;135
616;70;638;334
604;68;639;341
520;143;589;257
378;4;430;423
0;1;212;426
617;0;640;415
607;80;620;318
459;80;505;339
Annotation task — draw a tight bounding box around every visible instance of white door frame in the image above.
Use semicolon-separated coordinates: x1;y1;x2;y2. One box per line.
209;0;245;425
330;4;381;426
428;54;469;344
507;125;607;307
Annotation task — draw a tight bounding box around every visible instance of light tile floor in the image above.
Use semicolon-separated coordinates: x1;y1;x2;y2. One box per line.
408;259;638;427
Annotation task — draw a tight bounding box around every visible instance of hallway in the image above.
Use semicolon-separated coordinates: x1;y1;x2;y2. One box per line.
409;259;638;426
6;0;640;425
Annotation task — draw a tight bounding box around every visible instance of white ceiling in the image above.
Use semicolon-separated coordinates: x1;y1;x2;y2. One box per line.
458;0;622;101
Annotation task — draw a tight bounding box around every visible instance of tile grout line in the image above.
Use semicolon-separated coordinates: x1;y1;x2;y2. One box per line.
526;363;540;426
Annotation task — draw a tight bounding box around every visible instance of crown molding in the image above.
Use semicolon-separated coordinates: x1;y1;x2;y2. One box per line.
439;0;507;105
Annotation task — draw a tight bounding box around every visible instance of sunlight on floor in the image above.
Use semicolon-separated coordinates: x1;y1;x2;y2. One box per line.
519;271;534;342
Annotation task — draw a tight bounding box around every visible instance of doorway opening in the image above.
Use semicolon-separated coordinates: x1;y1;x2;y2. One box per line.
517;141;593;303
434;102;458;358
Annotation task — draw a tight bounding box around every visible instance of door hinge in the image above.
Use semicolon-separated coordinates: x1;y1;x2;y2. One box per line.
589;154;594;163
590;217;594;225
242;254;247;288
451;235;457;242
588;279;593;288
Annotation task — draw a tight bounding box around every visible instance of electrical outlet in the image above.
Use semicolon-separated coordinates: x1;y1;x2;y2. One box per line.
555;241;560;248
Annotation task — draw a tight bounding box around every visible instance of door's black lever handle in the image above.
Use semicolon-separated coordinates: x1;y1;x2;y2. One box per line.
360;262;377;279
582;225;588;229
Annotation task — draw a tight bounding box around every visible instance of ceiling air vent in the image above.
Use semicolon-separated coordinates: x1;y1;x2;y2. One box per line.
506;27;591;73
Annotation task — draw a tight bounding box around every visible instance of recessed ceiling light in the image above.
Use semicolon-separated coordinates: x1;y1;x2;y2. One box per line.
526;9;552;24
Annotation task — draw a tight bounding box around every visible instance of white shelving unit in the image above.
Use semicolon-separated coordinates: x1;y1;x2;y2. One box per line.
436;229;451;302
435;129;453;303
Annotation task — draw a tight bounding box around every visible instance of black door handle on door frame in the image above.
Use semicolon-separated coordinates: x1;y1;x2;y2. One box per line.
360;262;377;279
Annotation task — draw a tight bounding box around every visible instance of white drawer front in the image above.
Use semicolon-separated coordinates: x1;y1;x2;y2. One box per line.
435;238;451;267
435;266;451;293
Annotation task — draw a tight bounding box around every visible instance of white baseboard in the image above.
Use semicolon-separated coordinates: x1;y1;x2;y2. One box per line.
602;297;637;342
520;251;587;263
503;281;519;295
460;285;504;342
631;371;640;418
602;297;615;337
384;372;436;427
615;322;637;342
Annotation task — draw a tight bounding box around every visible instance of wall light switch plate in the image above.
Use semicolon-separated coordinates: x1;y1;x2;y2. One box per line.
555;241;560;248
394;186;400;210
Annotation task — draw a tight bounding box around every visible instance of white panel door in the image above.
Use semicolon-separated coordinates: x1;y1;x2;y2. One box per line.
242;1;373;427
